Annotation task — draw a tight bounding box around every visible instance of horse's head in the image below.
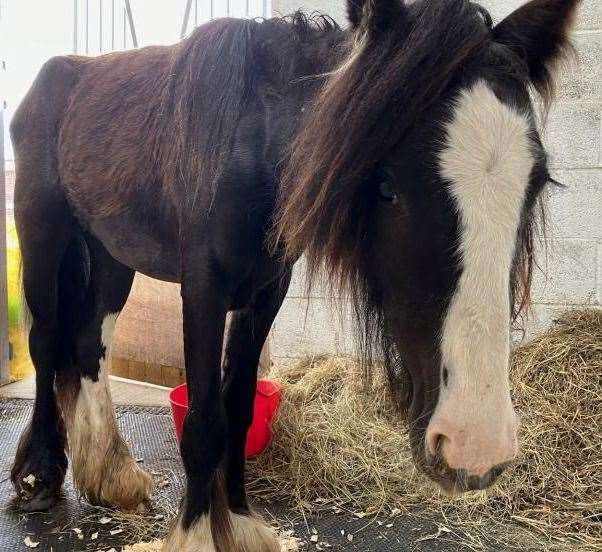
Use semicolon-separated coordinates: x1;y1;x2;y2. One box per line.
273;0;580;493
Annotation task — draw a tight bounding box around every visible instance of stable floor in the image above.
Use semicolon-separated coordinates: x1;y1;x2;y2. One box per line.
0;381;530;552
0;375;170;406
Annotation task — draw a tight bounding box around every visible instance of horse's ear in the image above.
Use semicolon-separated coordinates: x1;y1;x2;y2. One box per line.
493;0;582;96
346;0;405;33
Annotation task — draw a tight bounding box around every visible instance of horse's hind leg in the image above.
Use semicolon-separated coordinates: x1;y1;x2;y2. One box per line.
55;236;153;510
10;181;75;511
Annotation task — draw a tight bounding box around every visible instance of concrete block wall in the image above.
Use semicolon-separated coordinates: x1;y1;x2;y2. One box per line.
269;0;602;364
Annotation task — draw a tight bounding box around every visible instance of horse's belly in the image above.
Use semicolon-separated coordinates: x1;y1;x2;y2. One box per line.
90;216;180;283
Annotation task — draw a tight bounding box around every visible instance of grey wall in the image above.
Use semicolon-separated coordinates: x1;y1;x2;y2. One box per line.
269;0;602;365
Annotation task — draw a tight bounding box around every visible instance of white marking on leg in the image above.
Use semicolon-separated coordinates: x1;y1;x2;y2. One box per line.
64;313;152;508
163;510;280;552
164;514;215;552
429;80;532;475
230;511;280;552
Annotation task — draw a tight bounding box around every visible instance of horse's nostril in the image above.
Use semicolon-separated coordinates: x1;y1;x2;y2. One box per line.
425;429;444;457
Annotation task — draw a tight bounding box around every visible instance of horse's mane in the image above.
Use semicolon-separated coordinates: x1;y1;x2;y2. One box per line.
167;13;341;213
271;11;340;35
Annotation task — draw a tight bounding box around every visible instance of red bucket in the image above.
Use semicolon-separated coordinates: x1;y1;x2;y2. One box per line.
169;380;281;458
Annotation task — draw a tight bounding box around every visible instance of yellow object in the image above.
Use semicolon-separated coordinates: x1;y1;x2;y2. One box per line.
6;221;33;381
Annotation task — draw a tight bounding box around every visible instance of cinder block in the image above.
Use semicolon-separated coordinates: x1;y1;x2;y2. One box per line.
516;303;575;343
481;0;527;25
543;103;600;168
573;0;602;31
273;0;347;22
274;0;601;30
271;296;355;359
531;239;598;305
547;169;602;240
557;32;602;102
287;256;332;299
598;242;602;304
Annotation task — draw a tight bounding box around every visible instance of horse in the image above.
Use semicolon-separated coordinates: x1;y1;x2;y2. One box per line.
9;0;580;549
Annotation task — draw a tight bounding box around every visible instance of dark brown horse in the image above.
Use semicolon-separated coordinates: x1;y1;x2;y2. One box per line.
10;0;580;550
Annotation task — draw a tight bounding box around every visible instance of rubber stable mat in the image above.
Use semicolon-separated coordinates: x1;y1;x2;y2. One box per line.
0;398;532;551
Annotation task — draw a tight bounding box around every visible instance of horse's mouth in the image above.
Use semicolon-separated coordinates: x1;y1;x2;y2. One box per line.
408;429;509;494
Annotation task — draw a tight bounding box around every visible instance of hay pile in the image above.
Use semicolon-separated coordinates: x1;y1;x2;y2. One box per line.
248;309;602;550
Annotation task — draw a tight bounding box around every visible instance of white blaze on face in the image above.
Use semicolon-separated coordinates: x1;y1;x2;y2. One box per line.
427;81;533;477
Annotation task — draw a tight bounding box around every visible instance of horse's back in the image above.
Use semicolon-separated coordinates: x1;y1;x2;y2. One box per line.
57;45;177;219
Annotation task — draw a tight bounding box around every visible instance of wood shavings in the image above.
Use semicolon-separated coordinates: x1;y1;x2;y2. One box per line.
22;474;36;487
416;525;452;542
280;535;301;551
121;535;302;552
122;540;164;552
23;536;40;548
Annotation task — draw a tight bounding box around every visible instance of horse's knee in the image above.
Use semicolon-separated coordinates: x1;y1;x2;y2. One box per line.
180;400;228;475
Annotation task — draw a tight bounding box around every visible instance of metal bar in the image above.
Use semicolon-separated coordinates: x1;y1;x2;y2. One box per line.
99;0;103;52
226;0;230;17
180;0;193;39
0;109;10;386
111;0;115;50
123;6;126;48
85;0;89;54
210;0;213;20
124;0;137;47
73;0;78;53
194;0;197;26
263;0;268;18
245;0;249;18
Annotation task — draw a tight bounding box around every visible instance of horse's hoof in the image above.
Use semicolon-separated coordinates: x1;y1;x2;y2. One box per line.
231;511;281;552
12;463;65;512
164;510;281;552
16;490;60;513
11;433;67;513
74;452;153;511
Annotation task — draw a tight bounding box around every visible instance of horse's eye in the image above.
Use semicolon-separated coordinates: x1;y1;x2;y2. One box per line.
379;180;399;204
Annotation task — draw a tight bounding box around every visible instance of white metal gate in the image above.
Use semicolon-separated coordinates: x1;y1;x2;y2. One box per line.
73;0;271;55
0;1;10;385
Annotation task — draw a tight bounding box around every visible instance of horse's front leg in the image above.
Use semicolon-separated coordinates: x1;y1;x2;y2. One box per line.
220;273;291;552
164;256;233;552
